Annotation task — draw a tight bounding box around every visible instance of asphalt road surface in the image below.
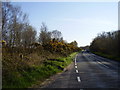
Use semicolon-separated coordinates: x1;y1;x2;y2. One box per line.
42;52;120;88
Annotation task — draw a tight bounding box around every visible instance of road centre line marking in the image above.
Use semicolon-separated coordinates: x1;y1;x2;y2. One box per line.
75;66;77;68
75;61;77;65
75;54;78;61
74;54;78;65
75;60;76;64
75;63;77;65
75;60;76;63
75;57;76;60
75;62;77;65
76;70;79;73
77;76;81;82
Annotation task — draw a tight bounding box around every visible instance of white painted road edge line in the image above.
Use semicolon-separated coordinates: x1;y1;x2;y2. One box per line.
76;70;79;73
77;76;81;82
97;61;109;68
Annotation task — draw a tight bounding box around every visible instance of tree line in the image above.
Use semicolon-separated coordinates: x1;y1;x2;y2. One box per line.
2;2;36;47
90;30;120;58
2;2;81;55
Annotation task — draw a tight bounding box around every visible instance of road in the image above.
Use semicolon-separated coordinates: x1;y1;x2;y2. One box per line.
41;52;120;88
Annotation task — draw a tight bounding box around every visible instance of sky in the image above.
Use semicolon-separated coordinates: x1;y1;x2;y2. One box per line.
11;2;118;47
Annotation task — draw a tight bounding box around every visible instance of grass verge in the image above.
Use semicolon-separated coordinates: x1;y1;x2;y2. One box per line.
3;52;78;88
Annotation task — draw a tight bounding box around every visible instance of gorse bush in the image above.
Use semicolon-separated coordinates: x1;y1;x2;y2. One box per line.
44;39;81;56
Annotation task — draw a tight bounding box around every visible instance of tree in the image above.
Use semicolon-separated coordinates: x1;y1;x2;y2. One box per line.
0;2;2;46
22;25;36;47
2;2;13;43
2;2;33;47
39;22;51;45
51;30;62;41
90;30;120;57
70;40;78;47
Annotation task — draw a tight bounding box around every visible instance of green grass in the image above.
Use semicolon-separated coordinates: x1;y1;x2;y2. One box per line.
3;52;78;88
91;51;120;62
